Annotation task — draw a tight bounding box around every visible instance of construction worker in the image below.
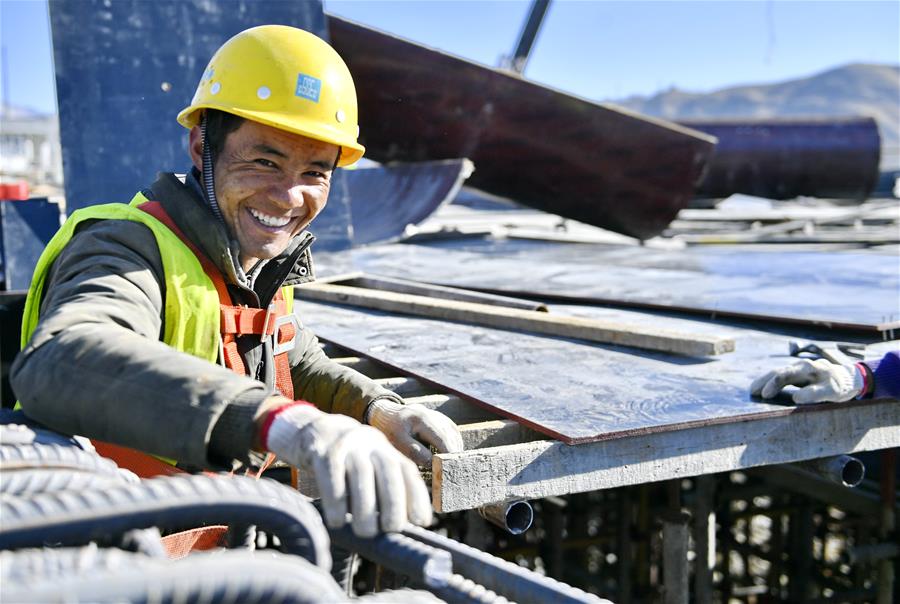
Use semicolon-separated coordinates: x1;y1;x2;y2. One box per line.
10;25;463;538
751;350;899;404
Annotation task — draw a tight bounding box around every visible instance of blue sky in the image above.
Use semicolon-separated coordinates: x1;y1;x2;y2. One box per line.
1;0;898;114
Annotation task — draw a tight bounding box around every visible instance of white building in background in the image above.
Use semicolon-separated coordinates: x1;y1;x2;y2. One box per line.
0;104;64;194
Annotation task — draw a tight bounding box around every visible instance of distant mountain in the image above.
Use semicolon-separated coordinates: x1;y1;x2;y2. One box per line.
613;63;900;170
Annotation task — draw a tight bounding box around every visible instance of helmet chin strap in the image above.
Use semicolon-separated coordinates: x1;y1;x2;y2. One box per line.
200;114;225;226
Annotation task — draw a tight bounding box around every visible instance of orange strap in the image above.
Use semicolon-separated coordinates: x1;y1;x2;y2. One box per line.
161;526;229;559
92;440;184;479
220;304;279;336
137;201;295;398
92;440;250;558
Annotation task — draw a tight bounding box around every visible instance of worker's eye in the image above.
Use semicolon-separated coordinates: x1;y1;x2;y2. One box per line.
305;170;327;179
254;158;278;168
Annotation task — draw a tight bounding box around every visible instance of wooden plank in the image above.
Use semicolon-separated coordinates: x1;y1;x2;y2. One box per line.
329;356;396;379
404;394;499;424
373;376;436;398
458;419;546;450
297;283;735;357
346;274;548;312
432;399;900;511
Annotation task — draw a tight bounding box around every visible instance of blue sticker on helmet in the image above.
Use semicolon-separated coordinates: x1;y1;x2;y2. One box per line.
295;74;321;103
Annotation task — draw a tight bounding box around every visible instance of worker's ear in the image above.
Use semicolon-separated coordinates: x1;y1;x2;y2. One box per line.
188;126;204;172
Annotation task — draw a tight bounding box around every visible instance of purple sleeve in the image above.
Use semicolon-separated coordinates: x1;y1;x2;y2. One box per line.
864;350;900;399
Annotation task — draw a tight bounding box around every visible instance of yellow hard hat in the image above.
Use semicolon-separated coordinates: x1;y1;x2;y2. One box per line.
177;25;364;167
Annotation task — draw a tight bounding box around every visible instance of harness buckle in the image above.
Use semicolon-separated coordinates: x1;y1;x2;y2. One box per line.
272;314;301;355
260;303;276;343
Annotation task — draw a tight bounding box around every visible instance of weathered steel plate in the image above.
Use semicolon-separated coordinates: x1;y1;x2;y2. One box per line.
50;1;353;252
316;240;900;333
346;159;473;245
327;15;717;240
296;298;859;444
0;200;61;291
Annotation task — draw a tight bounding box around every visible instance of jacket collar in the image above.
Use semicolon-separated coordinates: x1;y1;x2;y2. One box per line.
145;172;316;299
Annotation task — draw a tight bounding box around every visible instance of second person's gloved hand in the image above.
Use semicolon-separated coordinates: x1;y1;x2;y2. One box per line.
750;358;865;404
261;400;433;538
366;399;465;466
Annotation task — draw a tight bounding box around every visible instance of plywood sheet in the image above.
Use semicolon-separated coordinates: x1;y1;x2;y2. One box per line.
317;240;900;332
296;298;820;444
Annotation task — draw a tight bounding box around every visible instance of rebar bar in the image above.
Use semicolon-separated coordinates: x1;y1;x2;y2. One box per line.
403;524;611;603
0;473;331;568
0;547;345;603
329;525;451;588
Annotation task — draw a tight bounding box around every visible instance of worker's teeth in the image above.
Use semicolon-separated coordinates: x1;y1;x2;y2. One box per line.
249;208;291;227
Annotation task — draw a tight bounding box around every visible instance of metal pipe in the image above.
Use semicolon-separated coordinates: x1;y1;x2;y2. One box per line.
748;465;880;515
510;0;552;73
477;499;533;535
403;525;611;603
328;525;451;589
794;455;865;487
680;117;881;200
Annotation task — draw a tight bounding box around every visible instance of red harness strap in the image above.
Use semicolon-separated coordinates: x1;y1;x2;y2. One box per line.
138;201;295;398
89;201;299;558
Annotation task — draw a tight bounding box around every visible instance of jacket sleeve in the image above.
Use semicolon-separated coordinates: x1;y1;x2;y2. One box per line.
10;219;271;469
863;351;900;400
288;323;403;422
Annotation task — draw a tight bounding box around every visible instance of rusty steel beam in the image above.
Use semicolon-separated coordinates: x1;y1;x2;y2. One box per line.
327;15;716;240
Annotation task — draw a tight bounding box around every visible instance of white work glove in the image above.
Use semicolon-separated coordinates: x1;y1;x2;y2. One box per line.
366;399;465;466
750;359;865;404
264;403;433;538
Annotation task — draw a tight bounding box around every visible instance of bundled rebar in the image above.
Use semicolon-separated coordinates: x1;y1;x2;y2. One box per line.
0;472;331;568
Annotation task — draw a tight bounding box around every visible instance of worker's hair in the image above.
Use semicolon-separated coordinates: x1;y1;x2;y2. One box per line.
204;108;342;170
203;109;245;159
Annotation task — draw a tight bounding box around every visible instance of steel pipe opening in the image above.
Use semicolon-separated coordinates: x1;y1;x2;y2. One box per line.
796;455;866;488
478;500;534;535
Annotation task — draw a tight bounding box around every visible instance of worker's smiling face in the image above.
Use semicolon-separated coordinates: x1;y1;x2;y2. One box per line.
191;119;338;272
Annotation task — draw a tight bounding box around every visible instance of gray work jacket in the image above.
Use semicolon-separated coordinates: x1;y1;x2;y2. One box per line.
11;171;401;470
